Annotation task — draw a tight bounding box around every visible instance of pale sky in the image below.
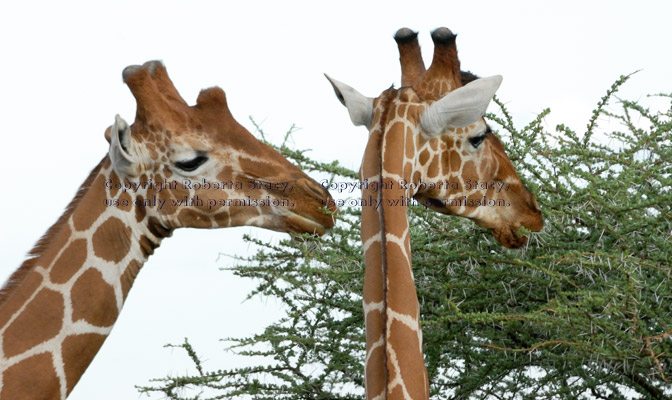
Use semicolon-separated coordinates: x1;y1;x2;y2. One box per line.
1;1;671;399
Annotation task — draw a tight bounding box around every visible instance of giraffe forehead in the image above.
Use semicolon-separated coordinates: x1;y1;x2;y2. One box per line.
131;107;233;151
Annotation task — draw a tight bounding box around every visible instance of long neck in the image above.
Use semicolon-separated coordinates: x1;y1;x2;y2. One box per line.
0;157;167;400
361;123;429;399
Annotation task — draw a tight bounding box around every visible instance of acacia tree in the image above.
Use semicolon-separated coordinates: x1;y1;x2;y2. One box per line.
139;75;671;399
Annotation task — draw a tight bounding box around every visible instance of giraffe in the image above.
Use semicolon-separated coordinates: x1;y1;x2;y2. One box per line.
0;60;336;400
326;28;543;399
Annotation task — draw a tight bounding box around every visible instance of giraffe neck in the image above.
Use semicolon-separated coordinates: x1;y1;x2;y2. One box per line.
361;95;429;400
0;157;168;399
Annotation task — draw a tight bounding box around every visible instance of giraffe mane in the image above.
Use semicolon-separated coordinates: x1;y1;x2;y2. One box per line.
0;157;107;305
460;70;479;85
374;87;400;391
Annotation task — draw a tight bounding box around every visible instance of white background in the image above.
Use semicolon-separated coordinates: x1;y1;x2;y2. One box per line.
1;1;671;399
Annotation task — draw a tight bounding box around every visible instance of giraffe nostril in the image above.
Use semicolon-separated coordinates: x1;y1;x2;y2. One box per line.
305;180;329;200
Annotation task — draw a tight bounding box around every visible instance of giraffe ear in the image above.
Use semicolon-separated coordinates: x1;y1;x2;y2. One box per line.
420;75;502;136
108;114;138;175
325;74;373;128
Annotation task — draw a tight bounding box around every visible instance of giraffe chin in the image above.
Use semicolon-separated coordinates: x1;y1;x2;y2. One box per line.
491;226;528;249
283;211;330;236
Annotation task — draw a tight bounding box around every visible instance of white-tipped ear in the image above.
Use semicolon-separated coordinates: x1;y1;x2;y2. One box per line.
109;114;136;175
420;75;503;136
325;74;374;128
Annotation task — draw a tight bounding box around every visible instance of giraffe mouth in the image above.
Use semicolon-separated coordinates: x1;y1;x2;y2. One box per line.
283;210;333;236
491;225;528;249
491;204;543;248
276;179;337;236
491;215;543;249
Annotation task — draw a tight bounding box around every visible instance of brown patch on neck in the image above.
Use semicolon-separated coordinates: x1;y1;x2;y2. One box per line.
91;217;132;263
3;288;64;358
0;157;108;306
0;352;60;399
49;239;88;284
61;333;108;395
71;269;119;327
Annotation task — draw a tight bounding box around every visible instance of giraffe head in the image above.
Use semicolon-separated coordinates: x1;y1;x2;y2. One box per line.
327;28;542;248
0;61;337;400
107;61;335;235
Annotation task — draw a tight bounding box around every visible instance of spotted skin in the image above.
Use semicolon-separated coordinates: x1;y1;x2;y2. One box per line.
0;61;336;399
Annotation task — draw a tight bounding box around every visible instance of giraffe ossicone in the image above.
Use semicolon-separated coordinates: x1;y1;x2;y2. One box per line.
0;60;335;399
327;27;543;399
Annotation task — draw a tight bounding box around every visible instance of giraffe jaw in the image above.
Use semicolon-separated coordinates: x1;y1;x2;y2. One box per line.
281;209;332;236
491;225;528;249
490;206;543;248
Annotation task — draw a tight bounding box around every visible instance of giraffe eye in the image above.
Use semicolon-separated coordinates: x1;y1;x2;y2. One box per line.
469;134;486;148
175;155;208;172
469;126;492;149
